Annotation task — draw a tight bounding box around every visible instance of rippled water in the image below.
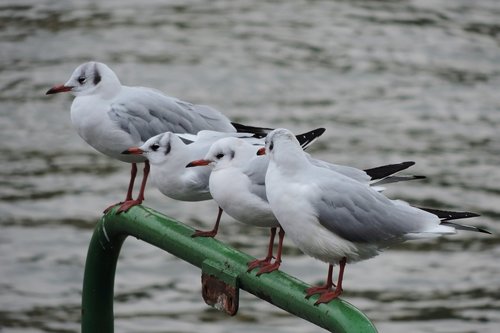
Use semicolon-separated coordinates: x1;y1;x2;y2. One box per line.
1;0;500;332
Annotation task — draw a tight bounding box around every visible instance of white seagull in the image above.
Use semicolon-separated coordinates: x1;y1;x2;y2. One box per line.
259;128;490;304
186;137;285;274
46;61;269;213
123;128;325;238
185;136;427;275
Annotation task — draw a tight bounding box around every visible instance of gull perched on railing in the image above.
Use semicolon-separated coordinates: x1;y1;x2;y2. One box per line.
46;61;271;213
258;128;490;304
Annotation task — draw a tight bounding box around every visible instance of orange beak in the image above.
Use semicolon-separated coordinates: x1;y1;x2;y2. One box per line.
122;147;144;155
256;147;266;156
186;159;211;168
46;84;73;95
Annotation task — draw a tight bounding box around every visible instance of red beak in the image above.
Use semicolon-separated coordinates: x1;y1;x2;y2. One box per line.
186;159;211;168
256;147;266;156
46;84;73;95
122;147;144;155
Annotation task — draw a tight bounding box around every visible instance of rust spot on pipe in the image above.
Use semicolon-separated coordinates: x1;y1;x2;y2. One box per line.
201;273;239;316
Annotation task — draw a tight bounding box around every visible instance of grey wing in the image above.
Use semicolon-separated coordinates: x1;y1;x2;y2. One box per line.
174;100;235;132
180;131;255;154
174;133;198;144
315;174;430;243
241;156;270;202
195;130;263;144
175;131;228;145
108;87;235;143
307;155;371;183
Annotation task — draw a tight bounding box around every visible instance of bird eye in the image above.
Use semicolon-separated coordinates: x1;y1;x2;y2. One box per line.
77;76;86;84
151;143;160;151
269;141;274;151
216;153;224;159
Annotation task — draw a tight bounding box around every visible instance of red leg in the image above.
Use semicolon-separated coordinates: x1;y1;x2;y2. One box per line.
256;227;285;275
192;207;223;238
315;257;347;304
117;161;149;213
126;163;138;201
104;163;138;213
247;227;277;271
135;160;149;202
305;264;335;298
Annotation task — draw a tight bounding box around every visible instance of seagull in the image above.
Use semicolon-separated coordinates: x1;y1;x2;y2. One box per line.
46;61;270;213
123;128;325;237
259;128;490;304
186;136;285;274
185;136;426;275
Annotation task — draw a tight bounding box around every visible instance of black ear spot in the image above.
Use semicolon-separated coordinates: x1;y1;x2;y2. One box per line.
269;141;274;151
165;142;171;155
93;64;101;85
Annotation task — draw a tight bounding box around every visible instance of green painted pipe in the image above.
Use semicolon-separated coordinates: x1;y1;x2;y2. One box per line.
82;205;377;333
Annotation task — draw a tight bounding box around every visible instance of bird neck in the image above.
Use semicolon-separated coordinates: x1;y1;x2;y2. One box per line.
272;142;310;173
99;75;122;99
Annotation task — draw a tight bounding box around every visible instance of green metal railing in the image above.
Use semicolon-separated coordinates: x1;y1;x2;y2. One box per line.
82;205;377;333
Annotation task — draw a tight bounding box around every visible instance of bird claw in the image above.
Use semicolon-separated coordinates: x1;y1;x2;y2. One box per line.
191;229;218;238
247;258;272;271
304;284;335;298
255;262;281;276
313;288;343;305
103;202;122;214
116;199;142;214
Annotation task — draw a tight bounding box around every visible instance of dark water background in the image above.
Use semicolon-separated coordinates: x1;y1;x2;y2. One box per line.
1;0;500;332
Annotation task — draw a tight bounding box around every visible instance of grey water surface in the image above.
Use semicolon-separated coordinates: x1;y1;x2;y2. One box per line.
1;0;500;332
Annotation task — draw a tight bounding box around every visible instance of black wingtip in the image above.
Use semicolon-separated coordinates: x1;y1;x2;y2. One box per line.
295;127;326;149
315;128;326;136
477;227;493;235
364;161;417;181
419;207;480;221
440;221;492;235
419;207;491;234
316;128;326;136
295;128;326;140
231;122;274;138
